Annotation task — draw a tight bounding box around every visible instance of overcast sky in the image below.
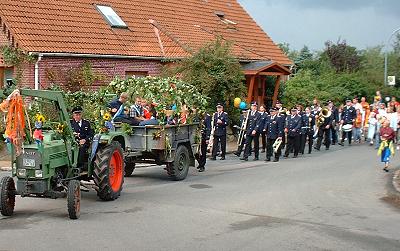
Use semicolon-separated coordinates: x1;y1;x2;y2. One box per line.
238;0;400;51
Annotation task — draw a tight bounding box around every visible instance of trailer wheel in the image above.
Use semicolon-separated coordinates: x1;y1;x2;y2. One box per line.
124;162;136;177
93;142;124;201
67;180;81;220
166;145;190;181
0;176;16;217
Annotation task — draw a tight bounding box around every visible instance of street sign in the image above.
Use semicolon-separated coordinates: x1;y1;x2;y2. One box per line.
388;76;396;86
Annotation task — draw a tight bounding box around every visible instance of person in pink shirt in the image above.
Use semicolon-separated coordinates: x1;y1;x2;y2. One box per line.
378;121;396;172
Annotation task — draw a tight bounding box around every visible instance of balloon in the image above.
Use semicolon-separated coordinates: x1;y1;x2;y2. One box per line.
234;98;241;108
239;102;246;110
171;104;177;111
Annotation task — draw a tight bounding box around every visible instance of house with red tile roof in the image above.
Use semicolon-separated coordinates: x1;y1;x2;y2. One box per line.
0;0;292;105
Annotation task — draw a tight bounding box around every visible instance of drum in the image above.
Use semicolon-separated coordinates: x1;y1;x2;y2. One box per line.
342;124;353;132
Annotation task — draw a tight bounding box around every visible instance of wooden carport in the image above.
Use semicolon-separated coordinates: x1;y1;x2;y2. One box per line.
243;61;291;107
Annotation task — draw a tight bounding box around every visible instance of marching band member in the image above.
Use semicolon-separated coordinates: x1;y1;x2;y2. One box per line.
315;105;332;151
211;103;229;160
259;105;268;153
234;109;249;157
241;102;262;161
284;108;302;158
265;107;284;162
339;99;356;146
300;107;315;154
211;103;228;160
327;100;339;145
197;112;212;172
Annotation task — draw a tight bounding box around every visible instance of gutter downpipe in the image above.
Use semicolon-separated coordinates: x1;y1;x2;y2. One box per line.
34;54;43;90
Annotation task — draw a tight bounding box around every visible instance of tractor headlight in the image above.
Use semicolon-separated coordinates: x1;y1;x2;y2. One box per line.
17;168;26;178
35;170;43;178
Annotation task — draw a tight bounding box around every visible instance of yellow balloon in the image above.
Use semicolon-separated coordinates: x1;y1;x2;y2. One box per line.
234;98;241;108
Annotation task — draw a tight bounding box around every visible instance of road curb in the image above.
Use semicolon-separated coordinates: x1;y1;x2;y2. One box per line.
392;169;400;194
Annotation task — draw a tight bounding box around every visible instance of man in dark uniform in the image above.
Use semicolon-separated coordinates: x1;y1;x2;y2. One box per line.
284;108;302;158
70;107;94;169
328;100;339;145
300;107;315;154
315;106;332;151
264;107;284;162
211;103;229;160
197;113;212;172
258;105;268;153
241;102;262;161
234;109;249;157
339;99;356;146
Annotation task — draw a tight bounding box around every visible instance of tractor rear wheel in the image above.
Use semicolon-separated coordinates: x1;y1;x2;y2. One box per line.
124;162;136;177
165;145;190;181
93;142;124;201
0;176;16;217
67;180;81;220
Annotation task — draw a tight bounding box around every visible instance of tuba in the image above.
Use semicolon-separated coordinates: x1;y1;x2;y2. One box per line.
316;107;331;128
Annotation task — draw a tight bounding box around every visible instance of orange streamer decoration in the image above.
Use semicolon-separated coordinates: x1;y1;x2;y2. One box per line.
2;90;26;156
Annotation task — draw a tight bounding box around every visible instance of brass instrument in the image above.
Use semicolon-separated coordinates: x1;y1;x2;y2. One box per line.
316;107;332;128
272;138;282;153
237;110;250;146
313;107;331;137
207;113;215;152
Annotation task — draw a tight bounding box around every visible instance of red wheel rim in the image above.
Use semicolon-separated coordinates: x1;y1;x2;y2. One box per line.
109;150;123;192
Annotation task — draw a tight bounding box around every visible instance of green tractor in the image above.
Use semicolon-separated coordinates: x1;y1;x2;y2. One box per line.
0;89;125;219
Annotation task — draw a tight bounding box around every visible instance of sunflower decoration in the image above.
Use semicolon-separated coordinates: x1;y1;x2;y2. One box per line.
103;112;111;121
35;113;46;123
56;123;65;134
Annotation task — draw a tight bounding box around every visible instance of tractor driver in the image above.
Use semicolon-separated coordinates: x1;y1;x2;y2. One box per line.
70;107;94;169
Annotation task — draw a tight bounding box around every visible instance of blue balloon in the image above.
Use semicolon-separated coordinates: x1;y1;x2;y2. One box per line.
239;102;246;110
171;104;177;111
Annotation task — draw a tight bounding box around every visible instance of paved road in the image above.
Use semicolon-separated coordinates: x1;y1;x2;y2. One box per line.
0;144;399;251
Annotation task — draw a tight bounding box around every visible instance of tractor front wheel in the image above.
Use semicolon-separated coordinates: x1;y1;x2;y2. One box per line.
0;176;16;217
67;180;81;220
93;142;124;201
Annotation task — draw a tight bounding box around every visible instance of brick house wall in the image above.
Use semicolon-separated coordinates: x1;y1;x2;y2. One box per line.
20;57;164;89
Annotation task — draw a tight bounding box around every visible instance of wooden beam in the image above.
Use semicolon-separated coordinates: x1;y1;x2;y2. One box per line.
272;75;281;107
261;76;266;106
258;72;285;76
247;75;256;103
0;68;3;87
254;76;259;104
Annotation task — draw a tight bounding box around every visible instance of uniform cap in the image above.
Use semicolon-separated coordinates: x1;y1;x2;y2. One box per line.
251;101;258;106
216;103;224;108
72;106;83;114
269;107;277;112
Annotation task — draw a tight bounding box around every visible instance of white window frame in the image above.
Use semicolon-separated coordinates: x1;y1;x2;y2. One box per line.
96;5;127;28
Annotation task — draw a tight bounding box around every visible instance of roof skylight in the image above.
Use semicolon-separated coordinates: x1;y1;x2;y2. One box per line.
96;5;127;28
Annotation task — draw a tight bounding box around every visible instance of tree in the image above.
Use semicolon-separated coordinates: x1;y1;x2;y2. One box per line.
164;39;246;115
323;39;361;73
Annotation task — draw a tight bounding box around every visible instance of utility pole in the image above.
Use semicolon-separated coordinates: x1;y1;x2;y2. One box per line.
384;27;400;86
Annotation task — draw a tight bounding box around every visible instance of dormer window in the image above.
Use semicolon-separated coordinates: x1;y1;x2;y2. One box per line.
96;5;127;28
